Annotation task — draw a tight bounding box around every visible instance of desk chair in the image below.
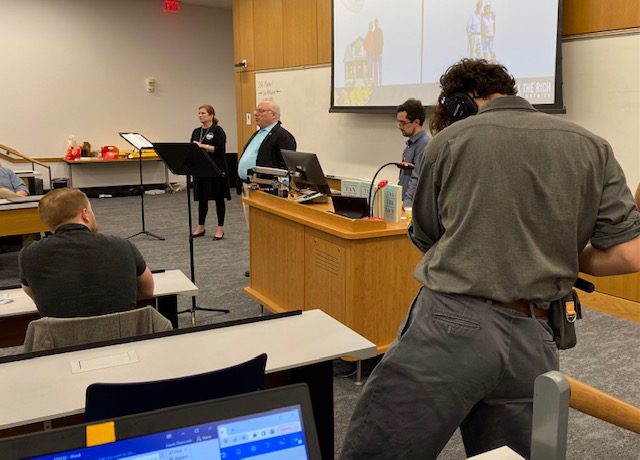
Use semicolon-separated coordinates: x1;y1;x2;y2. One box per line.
23;306;172;352
530;370;640;460
85;353;268;422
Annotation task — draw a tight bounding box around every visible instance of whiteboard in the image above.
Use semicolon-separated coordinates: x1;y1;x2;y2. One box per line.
256;33;640;190
256;65;404;183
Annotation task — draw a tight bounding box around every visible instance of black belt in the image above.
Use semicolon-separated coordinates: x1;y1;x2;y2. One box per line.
468;296;549;318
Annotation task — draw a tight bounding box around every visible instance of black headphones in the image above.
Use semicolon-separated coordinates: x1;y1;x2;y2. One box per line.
440;93;478;123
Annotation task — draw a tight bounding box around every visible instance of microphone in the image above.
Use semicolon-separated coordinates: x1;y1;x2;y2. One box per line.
395;162;415;170
367;162;416;218
376;179;389;190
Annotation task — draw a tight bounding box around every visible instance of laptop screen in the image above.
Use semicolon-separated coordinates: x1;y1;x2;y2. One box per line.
2;384;320;460
28;405;307;460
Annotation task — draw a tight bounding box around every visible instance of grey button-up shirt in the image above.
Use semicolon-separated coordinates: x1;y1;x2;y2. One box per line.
409;96;640;303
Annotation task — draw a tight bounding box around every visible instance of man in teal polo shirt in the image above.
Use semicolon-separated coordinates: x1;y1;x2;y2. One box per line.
238;100;296;276
238;100;297;183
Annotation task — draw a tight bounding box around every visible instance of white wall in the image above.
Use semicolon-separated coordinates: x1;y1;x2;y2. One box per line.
0;0;236;184
561;33;640;191
256;33;640;192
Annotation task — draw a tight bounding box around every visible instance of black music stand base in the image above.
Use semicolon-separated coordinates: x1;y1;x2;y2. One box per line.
178;178;229;325
178;304;231;327
128;230;165;241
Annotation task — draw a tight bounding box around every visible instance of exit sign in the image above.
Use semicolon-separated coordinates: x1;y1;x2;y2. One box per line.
164;0;180;12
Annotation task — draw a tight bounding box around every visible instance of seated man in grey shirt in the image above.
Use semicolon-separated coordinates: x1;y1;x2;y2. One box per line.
19;188;154;317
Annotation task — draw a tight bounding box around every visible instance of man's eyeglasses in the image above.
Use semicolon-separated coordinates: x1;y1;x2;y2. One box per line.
397;119;414;126
255;108;274;114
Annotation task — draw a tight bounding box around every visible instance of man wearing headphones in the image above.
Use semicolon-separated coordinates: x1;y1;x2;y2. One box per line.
341;59;640;459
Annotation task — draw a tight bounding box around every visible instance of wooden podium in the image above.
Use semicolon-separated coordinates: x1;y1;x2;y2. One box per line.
244;190;422;354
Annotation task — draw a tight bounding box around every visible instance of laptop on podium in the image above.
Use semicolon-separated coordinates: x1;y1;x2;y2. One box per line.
0;384;321;460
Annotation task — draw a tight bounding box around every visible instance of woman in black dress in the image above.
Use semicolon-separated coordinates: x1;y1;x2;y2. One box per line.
190;104;230;240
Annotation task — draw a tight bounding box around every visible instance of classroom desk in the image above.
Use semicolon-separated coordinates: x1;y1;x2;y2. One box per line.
0;269;197;346
0;201;47;237
0;309;376;460
65;157;167;188
243;190;422;355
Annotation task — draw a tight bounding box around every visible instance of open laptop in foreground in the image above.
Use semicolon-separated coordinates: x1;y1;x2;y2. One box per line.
0;383;321;460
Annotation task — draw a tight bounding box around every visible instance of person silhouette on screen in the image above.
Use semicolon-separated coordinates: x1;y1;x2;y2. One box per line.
481;1;497;62
372;18;384;86
466;1;483;58
364;21;375;83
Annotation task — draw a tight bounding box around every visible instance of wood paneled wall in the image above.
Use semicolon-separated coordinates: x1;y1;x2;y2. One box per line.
563;0;640;36
232;0;331;150
232;0;639;150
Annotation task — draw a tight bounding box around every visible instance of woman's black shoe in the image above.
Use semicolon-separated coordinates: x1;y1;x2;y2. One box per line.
213;232;225;241
191;230;206;238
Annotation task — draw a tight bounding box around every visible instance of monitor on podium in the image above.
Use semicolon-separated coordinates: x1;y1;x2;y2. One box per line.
281;150;331;195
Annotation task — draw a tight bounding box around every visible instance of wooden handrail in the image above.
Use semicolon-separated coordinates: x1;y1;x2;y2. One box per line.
576;290;640;323
567;375;640;434
0;143;48;169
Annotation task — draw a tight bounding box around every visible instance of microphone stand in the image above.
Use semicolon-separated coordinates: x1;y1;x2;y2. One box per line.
367;162;415;217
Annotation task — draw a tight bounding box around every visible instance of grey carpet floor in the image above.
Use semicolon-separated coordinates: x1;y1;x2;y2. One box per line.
1;191;638;459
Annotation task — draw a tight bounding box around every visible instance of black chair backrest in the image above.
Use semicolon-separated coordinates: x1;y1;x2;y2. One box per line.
85;353;267;422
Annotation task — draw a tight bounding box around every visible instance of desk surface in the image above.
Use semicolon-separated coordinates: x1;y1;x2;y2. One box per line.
0;202;47;237
244;190;410;239
0;201;39;211
0;309;376;429
65;157;160;164
0;269;197;318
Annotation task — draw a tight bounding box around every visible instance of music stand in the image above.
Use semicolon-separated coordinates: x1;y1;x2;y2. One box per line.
119;132;165;241
153;142;230;325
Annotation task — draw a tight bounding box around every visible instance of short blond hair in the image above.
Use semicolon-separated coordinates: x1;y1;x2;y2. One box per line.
38;188;89;231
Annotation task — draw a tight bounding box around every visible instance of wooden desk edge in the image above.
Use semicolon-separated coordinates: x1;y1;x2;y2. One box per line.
245;287;391;356
244;192;409;240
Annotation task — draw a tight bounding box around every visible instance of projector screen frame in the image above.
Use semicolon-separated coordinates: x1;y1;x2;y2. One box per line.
330;0;566;115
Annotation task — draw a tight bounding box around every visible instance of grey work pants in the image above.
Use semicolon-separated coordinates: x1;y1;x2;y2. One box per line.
340;288;559;460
